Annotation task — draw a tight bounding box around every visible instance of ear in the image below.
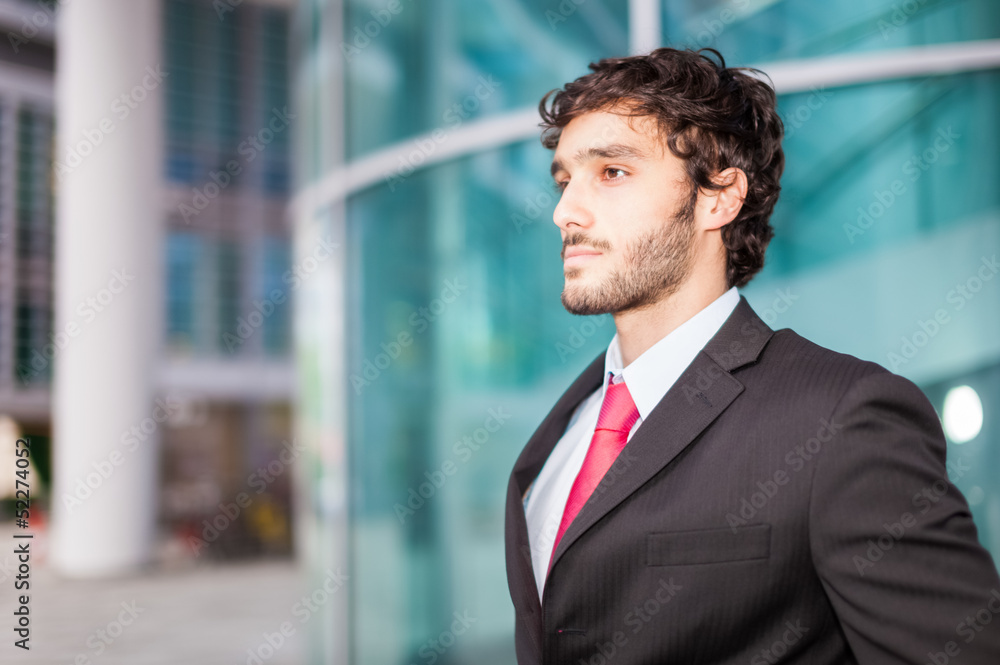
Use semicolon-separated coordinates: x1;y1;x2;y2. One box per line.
698;167;747;231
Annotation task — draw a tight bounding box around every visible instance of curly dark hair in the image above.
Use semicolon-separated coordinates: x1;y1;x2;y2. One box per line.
538;47;784;289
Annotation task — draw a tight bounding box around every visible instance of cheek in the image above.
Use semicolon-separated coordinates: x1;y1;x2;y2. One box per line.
613;192;663;229
636;175;688;218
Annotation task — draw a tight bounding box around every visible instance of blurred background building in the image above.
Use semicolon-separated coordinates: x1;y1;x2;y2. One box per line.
1;0;297;564
158;0;295;561
0;0;998;663
0;0;54;487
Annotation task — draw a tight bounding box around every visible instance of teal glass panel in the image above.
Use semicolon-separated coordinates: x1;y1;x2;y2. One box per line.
164;0;205;182
15;108;34;227
346;139;614;663
166;230;201;350
217;238;243;354
259;8;291;194
13;301;52;386
260;236;292;355
763;69;1000;279
14;107;53;260
215;3;244;163
663;0;1000;62
166;0;282;187
11;106;54;387
343;0;629;158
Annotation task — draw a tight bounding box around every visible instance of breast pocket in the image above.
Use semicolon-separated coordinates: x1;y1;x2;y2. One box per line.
646;524;771;566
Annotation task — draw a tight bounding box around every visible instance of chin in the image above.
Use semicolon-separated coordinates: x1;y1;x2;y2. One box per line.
563;263;599;281
560;286;614;316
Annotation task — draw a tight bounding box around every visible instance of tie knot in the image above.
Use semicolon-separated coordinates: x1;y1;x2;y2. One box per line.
596;378;639;433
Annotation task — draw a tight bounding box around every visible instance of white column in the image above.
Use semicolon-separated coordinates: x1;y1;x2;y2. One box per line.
291;0;351;662
51;0;164;576
629;0;661;56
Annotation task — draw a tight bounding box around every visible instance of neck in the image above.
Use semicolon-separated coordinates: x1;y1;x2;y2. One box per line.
613;276;729;367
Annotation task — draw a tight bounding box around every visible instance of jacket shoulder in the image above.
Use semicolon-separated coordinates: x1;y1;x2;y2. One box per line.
750;327;904;413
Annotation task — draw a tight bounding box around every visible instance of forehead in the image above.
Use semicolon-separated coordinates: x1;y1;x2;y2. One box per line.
561;108;657;141
550;110;668;174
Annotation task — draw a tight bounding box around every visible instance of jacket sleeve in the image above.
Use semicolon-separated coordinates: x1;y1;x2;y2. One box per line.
809;369;1000;664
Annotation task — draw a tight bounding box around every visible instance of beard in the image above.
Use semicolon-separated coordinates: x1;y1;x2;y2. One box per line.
560;190;697;316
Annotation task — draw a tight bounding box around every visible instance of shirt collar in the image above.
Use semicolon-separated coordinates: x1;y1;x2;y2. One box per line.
601;286;740;420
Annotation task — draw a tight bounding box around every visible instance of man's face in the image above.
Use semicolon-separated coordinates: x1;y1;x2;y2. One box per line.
549;109;698;316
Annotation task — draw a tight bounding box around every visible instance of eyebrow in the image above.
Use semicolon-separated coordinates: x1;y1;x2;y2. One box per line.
550;143;649;178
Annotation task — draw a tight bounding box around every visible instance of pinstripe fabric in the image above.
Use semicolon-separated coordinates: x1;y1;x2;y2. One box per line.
504;295;1000;664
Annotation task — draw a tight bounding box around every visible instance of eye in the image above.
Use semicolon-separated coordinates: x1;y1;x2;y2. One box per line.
603;167;628;182
552;180;568;193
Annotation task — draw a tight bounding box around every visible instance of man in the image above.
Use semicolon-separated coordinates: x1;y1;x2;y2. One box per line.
504;47;1000;665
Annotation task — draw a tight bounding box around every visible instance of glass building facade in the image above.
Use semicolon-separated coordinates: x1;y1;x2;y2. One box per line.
10;106;55;386
158;0;296;558
164;0;292;358
291;1;1000;663
0;9;56;482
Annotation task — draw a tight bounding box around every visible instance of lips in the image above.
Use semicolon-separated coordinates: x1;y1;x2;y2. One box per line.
563;246;602;260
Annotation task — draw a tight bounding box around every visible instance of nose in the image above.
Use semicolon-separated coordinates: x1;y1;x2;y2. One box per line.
552;180;594;233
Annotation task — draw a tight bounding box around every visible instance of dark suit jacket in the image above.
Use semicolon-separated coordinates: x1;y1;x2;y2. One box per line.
505;295;1000;664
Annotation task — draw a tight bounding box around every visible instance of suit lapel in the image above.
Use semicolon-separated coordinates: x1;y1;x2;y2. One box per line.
511;351;607;498
544;296;775;577
506;350;606;630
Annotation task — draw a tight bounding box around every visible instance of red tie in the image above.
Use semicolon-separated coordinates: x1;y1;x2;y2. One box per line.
548;374;639;574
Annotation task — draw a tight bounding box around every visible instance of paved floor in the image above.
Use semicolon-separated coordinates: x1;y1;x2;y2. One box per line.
0;523;306;665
